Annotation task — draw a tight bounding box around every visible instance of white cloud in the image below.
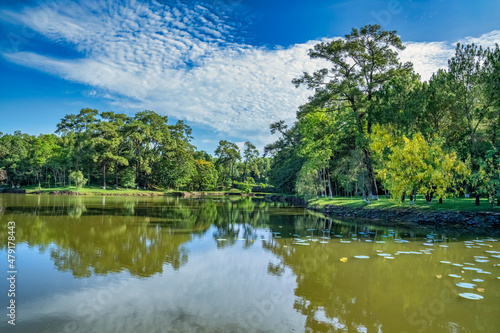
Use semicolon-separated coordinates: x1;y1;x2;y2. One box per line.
2;0;499;148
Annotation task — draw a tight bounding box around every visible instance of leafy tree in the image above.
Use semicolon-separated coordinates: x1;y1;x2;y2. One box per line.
265;121;305;193
238;182;251;193
472;150;500;206
372;128;469;204
127;111;171;188
193;159;218;191
293;24;411;199
69;171;87;190
242;141;259;181
215;140;241;185
91;112;129;189
120;168;136;188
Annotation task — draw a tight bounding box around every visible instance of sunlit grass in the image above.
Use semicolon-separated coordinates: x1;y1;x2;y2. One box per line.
16;184;168;195
306;195;500;212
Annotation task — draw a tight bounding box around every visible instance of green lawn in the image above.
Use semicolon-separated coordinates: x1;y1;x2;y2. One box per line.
306;195;500;212
1;185;261;196
9;185;169;195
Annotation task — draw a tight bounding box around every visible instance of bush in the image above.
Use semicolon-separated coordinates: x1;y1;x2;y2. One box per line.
69;171;87;190
120;168;136;188
238;182;251;193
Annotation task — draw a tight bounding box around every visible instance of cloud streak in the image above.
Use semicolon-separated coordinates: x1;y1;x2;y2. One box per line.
2;0;499;147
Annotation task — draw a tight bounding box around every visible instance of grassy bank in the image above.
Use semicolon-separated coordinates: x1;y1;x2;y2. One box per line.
3;185;168;195
306;195;500;212
0;185;263;196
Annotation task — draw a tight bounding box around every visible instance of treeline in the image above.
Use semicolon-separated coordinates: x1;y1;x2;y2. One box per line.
265;25;500;206
0;109;270;191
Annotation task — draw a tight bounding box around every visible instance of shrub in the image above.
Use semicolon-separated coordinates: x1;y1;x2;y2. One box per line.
69;171;87;190
238;182;251;193
120;168;136;188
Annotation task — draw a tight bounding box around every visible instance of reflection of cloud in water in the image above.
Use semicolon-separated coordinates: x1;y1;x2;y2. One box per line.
17;238;305;332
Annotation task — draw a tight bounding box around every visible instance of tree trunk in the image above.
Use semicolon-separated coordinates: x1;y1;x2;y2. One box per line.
327;169;333;199
475;194;480;206
243;162;247;182
115;160;119;188
364;148;378;200
401;193;405;202
439;197;443;204
102;162;106;189
425;192;433;204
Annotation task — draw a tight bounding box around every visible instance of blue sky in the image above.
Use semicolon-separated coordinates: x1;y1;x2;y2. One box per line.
0;0;499;154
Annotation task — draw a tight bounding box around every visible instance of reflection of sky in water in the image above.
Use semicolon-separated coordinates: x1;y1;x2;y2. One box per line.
1;232;305;333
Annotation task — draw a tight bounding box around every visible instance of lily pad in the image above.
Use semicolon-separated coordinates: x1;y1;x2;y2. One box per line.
463;267;482;272
458;293;483;300
456;282;476;289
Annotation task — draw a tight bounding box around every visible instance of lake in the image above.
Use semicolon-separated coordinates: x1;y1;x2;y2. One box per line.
0;194;499;332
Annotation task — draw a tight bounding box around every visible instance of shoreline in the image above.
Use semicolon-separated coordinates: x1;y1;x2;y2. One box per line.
0;188;266;197
265;194;500;235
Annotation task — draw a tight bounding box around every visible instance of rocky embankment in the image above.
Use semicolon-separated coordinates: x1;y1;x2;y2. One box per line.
265;195;500;234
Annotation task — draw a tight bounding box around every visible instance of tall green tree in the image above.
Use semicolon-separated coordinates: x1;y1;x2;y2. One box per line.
242;141;259;182
91;112;129;189
293;24;411;199
215;140;241;185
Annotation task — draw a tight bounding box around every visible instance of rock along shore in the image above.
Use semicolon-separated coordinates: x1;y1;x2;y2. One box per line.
265;194;500;235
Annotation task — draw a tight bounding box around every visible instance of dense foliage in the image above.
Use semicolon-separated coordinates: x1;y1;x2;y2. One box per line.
0;110;270;191
266;24;500;206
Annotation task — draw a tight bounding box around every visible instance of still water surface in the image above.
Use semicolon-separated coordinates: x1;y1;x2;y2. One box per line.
0;194;499;332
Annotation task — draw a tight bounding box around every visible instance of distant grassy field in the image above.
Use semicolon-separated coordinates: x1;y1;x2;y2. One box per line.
306;195;500;212
1;185;251;196
7;185;168;195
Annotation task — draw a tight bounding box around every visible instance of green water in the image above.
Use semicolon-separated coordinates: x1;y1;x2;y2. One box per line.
0;194;499;333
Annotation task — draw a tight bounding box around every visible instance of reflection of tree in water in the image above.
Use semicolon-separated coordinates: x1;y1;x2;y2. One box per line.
211;197;271;249
0;195;283;279
262;214;463;333
1;195;271;278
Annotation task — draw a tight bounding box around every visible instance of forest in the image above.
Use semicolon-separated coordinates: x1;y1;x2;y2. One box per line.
1;25;499;205
264;25;500;206
0;110;270;192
